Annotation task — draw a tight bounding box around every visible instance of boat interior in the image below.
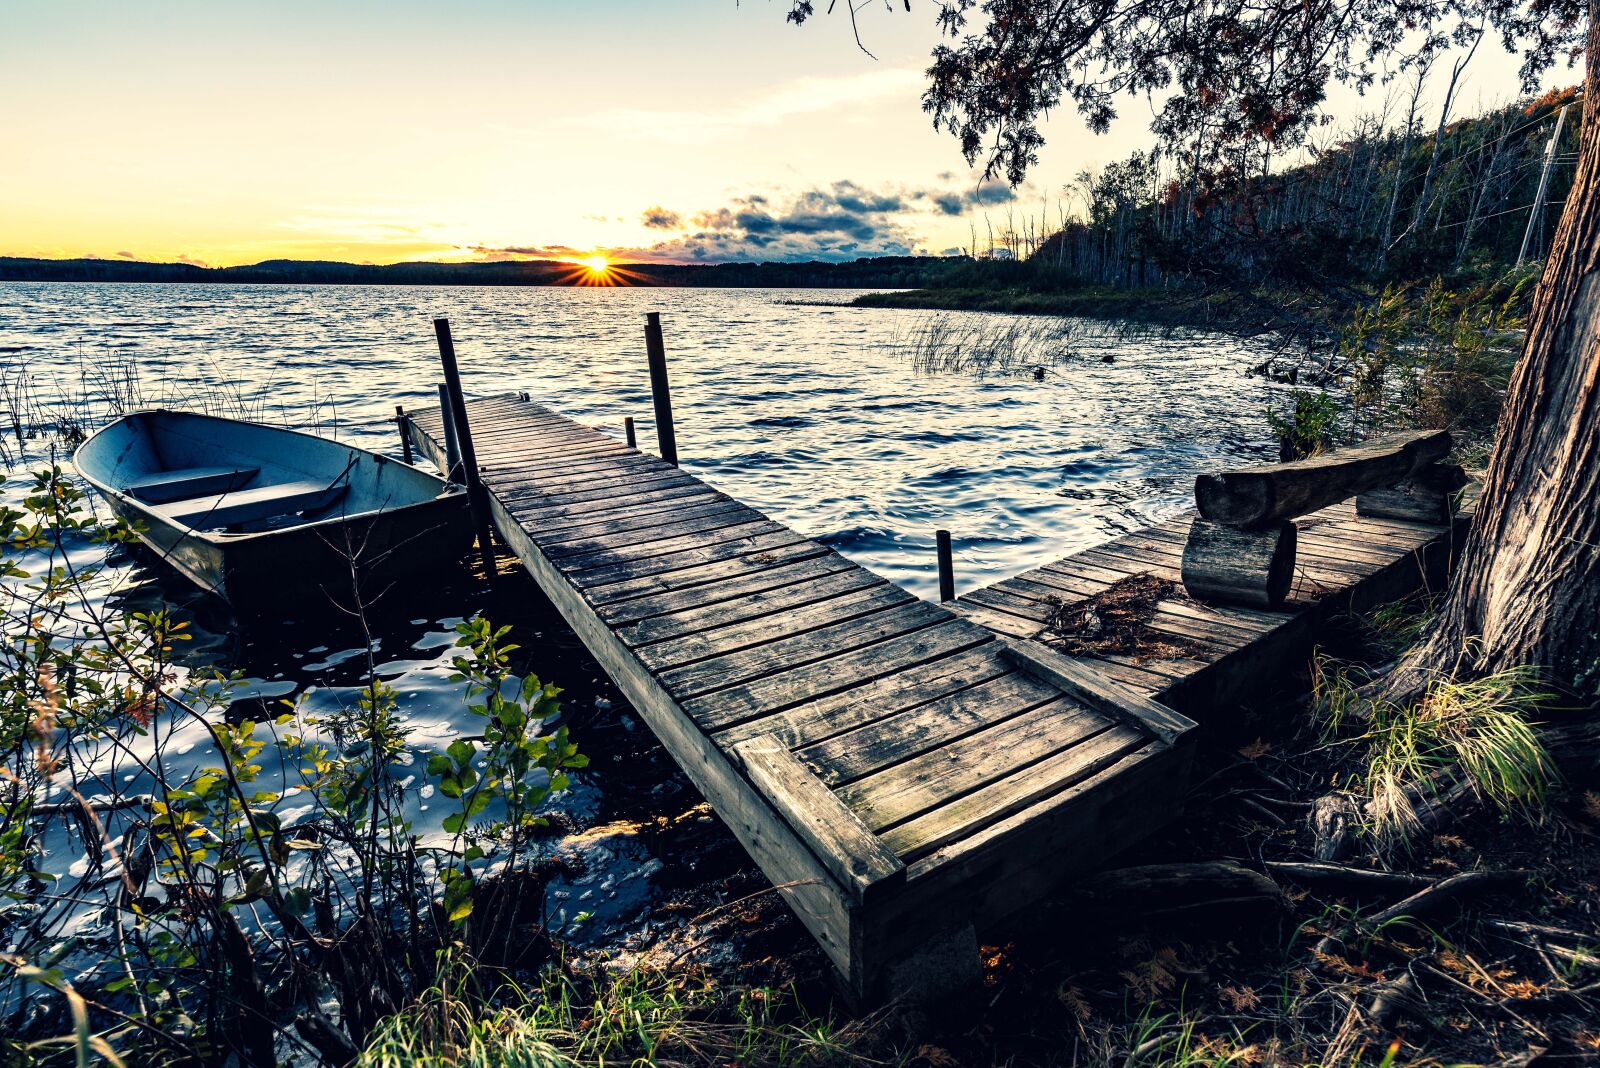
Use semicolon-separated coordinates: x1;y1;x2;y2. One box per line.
78;410;455;535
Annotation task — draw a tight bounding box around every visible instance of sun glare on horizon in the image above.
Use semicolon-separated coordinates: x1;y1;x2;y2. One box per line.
583;254;609;274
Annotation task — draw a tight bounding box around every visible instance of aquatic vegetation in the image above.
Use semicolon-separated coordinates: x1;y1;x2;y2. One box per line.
883;311;1080;378
0;468;585;1066
1339;270;1532;436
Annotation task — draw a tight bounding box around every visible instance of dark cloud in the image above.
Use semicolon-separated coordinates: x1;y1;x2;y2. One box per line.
641;206;681;229
116;250;136;259
466;173;1025;267
645;182;915;261
966;179;1017;207
925;178;1019;216
692;208;738;230
176;253;210;268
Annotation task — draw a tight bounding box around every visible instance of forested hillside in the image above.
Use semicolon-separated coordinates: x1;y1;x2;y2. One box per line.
914;86;1582;298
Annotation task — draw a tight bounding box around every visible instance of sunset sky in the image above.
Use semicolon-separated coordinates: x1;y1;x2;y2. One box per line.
1;1;1565;268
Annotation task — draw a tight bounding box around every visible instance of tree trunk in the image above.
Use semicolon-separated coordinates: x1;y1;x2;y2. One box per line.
1408;7;1600;695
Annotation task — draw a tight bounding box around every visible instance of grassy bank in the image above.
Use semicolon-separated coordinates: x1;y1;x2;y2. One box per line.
849;285;1305;334
350;594;1600;1068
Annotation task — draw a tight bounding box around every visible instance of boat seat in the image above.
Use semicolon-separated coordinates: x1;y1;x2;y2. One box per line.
161;480;349;529
128;465;260;504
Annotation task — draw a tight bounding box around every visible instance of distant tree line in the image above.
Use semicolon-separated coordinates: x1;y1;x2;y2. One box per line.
0;254;971;290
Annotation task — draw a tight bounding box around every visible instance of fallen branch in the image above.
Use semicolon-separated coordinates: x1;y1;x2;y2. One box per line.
1073;861;1287;923
1265;861;1432;895
1316;870;1528;955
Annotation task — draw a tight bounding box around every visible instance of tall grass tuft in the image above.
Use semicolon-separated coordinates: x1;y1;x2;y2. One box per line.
1361;667;1556;844
358;962;887;1068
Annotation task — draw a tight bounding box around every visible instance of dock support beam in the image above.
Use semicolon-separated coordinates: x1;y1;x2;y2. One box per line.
394;405;413;464
437;383;462;478
644;312;679;466
935;529;955;602
434;318;496;582
624;415;637;450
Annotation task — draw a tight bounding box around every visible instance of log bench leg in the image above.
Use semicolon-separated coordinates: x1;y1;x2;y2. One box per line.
1357;463;1468;525
1181;519;1297;608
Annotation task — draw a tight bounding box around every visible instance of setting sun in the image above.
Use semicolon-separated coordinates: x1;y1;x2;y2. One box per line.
583;255;609;274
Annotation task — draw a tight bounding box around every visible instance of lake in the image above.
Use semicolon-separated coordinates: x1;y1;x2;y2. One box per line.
0;281;1287;596
0;281;1287;951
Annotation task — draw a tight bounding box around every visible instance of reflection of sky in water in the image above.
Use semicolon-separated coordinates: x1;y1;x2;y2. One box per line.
2;281;1292;960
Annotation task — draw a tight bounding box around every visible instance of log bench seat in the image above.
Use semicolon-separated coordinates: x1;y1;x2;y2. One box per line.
1181;430;1462;608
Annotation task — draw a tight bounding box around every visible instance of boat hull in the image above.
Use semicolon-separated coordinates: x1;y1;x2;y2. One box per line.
102;489;471;613
76;411;473;615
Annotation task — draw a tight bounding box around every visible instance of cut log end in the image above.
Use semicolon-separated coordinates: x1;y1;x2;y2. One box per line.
1181;519;1297;609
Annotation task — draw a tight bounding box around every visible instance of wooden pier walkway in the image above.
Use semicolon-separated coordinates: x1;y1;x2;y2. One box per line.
405;393;1469;1000
406;393;1197;1000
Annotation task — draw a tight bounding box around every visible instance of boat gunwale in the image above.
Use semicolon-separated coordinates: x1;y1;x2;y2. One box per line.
74;408;464;545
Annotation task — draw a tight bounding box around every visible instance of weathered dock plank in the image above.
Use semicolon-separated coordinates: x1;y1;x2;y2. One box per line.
407;394;1196;1000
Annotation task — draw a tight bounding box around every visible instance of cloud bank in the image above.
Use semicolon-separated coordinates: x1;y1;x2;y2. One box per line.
471;175;1026;264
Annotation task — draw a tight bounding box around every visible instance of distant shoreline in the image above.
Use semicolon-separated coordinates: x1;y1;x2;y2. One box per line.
0;254;961;291
848;285;1284;333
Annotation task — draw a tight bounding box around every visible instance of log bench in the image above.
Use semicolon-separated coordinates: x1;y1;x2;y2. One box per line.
1181;430;1465;608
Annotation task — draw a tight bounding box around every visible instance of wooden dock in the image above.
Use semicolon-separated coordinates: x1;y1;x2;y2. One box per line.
405;393;1198;1000
404;391;1471;1000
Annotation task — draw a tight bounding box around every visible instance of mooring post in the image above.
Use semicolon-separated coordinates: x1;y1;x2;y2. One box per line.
935;529;955;602
433;318;496;582
644;312;679;466
437;382;462;479
624;416;637;449
394;404;414;464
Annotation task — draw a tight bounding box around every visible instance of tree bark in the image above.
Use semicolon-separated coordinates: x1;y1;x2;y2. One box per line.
1407;6;1600;696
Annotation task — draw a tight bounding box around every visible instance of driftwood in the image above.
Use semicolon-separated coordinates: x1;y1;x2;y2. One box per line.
1316;870;1527;955
1195;429;1451;525
1264;860;1432;895
1366;973;1427;1028
1181;519;1297;608
1356;462;1469;525
1073;861;1287;923
1308;793;1365;861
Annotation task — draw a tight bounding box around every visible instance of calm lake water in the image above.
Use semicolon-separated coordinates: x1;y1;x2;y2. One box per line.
1;281;1287;957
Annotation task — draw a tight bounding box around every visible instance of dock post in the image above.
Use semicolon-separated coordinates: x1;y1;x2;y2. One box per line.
437;383;463;479
644;312;679;466
624;416;637;449
935;529;955;602
433;318;496;582
394;404;414;464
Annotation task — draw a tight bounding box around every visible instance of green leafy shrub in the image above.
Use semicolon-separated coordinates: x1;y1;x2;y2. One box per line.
0;468;584;1066
1266;390;1340;460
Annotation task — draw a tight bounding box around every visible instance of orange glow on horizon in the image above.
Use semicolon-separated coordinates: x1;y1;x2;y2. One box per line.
552;253;644;287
